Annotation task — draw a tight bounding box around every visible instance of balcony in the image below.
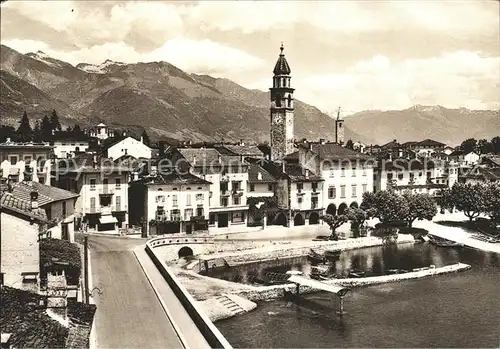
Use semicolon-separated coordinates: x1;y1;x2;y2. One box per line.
98;186;114;196
170;215;181;221
190;215;206;221
296;190;305;196
311;203;319;209
220;199;229;207
221;190;230;197
113;204;127;212
232;188;243;196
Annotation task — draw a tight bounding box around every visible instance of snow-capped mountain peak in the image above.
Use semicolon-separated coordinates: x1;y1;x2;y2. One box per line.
76;59;125;74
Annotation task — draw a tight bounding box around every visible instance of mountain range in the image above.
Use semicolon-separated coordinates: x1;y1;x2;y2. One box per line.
1;44;498;146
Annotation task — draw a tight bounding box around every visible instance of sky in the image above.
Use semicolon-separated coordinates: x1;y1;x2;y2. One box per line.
1;0;499;115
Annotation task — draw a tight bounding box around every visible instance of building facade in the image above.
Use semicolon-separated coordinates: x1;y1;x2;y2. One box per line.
270;44;295;161
106;136;153;161
47;138;89;159
0;141;53;185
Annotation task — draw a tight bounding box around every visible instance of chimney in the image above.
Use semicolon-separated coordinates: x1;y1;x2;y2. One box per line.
30;191;39;210
389;153;393;161
398;149;403;158
257;172;262;180
123;131;127;137
282;161;286;173
140;135;144;144
218;154;222;163
93;154;97;168
133;172;139;181
159;141;166;157
240;155;244;163
305;168;310;179
319;138;325;145
193;155;197;165
309;143;313;151
239;139;245;146
6;137;11;143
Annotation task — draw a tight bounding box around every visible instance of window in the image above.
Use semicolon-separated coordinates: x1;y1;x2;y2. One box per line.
232;181;241;191
287;94;292;108
352;167;357;177
89;178;96;191
186;194;192;206
340;185;346;198
328;186;336;199
275;97;281;107
24;155;32;164
90;197;96;211
62;223;69;240
220;182;228;192
341;167;345;177
184;208;193;220
250;184;255;192
62;201;67;216
296;183;303;192
362;184;367;193
387;173;393;180
172;195;178;207
311;196;318;209
115;178;121;189
116;196;121;210
233;196;240;205
196;206;204;217
9;155;18;165
232;212;244;223
209;213;216;225
155;195;165;203
398;173;404;180
196;193;204;201
329;170;335;178
409;173;415;182
267;183;274;192
297;196;303;204
352;185;357;197
156;206;165;220
312;182;318;192
362;165;367;176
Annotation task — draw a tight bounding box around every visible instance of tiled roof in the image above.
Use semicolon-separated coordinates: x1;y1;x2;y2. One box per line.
9;181;79;206
378;159;437;171
380;140;400;149
0;192;47;222
177;148;246;167
465;167;500;181
260;160;323;182
140;171;212;185
273;45;291;75
219;145;264;157
247;161;277;183
481;155;500;167
56;153;132;173
301;143;370;161
418;139;446;147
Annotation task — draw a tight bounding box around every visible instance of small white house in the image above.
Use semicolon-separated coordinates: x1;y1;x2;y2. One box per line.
107;136;153;161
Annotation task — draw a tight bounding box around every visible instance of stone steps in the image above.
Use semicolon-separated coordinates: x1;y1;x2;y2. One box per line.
215;295;246;315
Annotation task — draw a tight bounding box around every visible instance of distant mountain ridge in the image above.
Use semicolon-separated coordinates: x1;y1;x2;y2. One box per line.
1;44;498;145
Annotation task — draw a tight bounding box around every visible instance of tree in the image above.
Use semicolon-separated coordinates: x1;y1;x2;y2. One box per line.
491;136;500;154
366;190;409;224
482;182;500;224
476;139;493;155
0;125;16;142
345;139;354;150
17;111;33;142
72;124;84;136
66;125;73;133
321;213;349;239
141;130;151;147
460;138;477;153
33;120;42;142
445;183;485;222
50;109;62;132
41;115;52;140
401;191;437;227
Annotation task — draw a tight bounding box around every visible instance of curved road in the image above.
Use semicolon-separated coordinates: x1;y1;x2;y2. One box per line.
88;236;209;349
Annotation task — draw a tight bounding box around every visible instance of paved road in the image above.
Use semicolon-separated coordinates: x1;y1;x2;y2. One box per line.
89;236;188;349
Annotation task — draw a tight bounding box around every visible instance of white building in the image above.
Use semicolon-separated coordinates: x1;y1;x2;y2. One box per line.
47;137;89;159
247;161;276;198
169;148;249;231
449;150;480;166
374;158;459;197
404;139;446;157
106;136;153;161
129;170;211;235
86;123;115;142
52;153;131;233
0;141;53;185
296;141;374;215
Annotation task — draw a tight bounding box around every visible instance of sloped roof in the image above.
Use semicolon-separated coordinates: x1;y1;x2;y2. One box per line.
379;159;437;171
465;167;500;181
418;139;446;147
301;143;369;161
219;145;264;157
138;171;212;186
260;160;323;182
56;152;132;173
380;140;400;149
273;45;291;75
177;148;246;167
248;161;277;183
0;192;47;222
9;181;78;206
481;155;500;167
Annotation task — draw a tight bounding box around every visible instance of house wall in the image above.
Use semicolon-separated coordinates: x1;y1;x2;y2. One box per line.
50;141;89;159
289;181;324;211
0;148;52;185
463;152;480;166
1;212;40;292
247;183;274;198
107;137;152;160
321;162;373;211
45;198;77;242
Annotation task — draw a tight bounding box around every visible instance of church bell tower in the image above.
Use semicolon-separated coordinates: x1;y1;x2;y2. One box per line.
270;43;295;161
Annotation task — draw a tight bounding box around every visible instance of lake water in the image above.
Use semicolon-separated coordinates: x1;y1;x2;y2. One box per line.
215;243;500;348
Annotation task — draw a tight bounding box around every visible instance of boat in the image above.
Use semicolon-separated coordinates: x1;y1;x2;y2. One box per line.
307;249;325;263
348;268;366;278
310;264;330;280
386;269;410;274
435;241;464;247
324;249;342;260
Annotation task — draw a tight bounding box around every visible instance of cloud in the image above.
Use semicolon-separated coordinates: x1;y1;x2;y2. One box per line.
3;38;265;76
246;51;500;113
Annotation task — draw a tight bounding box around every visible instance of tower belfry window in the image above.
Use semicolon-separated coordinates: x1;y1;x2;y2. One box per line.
276;96;281;107
287;95;292;108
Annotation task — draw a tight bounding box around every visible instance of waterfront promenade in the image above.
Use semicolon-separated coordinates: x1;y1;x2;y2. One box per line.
88;235;210;349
